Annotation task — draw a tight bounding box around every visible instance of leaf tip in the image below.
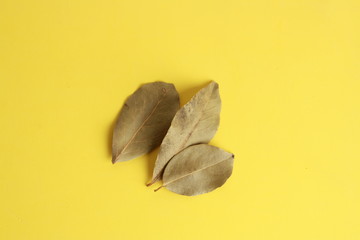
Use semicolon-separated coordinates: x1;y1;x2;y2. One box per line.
209;80;218;87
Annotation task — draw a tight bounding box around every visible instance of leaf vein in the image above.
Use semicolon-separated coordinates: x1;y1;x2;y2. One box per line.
116;92;166;159
164;156;233;186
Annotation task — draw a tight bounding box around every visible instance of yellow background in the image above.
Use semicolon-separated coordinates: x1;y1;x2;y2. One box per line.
1;0;359;239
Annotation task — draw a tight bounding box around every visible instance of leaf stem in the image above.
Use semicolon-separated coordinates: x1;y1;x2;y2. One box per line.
146;175;160;187
154;185;163;192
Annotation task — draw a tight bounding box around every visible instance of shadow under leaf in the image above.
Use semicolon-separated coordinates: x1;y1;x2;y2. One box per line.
107;110;120;160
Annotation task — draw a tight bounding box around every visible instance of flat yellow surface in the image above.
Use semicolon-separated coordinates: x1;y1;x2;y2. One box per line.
1;1;360;239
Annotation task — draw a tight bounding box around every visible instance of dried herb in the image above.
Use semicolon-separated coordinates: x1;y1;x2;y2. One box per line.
148;81;221;185
154;144;234;196
111;81;234;197
112;82;179;163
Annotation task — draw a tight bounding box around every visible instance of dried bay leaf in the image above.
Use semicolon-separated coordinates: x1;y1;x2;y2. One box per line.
155;144;234;196
148;81;221;185
112;82;179;163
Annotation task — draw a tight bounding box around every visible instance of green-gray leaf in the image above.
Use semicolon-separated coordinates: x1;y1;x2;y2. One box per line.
148;81;221;185
112;82;179;163
156;144;234;196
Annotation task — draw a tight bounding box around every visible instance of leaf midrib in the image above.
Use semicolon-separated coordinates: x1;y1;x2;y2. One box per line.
152;84;216;181
163;155;233;187
168;86;215;160
116;93;166;160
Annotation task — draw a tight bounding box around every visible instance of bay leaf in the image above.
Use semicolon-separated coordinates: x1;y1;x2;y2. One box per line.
155;144;234;196
112;82;179;163
148;81;221;185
